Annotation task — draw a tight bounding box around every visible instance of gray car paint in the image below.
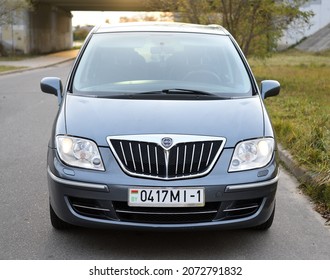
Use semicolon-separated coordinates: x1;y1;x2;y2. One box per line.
63;95;266;148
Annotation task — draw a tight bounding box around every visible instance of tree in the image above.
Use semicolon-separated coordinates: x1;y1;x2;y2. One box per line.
148;0;313;56
73;26;93;41
0;0;31;55
0;0;31;26
216;0;313;56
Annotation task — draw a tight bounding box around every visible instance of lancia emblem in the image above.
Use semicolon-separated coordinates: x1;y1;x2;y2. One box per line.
161;137;173;149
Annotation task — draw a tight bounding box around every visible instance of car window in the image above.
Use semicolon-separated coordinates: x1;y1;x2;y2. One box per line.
73;32;252;97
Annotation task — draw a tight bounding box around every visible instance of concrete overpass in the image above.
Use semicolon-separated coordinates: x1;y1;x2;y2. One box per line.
37;0;146;11
1;0;147;54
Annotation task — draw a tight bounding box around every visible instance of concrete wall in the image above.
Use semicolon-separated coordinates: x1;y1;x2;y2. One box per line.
0;11;29;55
28;3;72;54
279;0;330;48
0;3;72;55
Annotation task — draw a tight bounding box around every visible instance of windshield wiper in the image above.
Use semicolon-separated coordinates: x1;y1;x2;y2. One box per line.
161;88;215;96
93;89;231;99
136;88;231;98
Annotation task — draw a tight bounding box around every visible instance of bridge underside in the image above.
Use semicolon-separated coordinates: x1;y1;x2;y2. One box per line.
13;0;148;54
38;0;146;11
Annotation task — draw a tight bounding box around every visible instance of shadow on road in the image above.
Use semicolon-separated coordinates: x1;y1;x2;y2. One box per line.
44;227;270;259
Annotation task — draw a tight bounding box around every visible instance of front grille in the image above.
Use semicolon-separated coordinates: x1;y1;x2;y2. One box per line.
113;201;220;224
108;134;225;180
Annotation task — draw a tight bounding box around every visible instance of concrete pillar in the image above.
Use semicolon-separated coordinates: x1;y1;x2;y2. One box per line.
27;3;72;54
0;11;30;55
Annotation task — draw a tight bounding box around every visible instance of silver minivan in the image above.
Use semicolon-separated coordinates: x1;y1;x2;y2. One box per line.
41;22;280;230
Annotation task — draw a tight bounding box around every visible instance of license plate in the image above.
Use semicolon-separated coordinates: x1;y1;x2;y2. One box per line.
128;188;205;207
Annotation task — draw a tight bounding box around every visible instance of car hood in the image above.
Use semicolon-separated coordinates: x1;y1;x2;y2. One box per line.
64;95;265;148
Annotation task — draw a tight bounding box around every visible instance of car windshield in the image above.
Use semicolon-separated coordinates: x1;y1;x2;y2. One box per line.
72;32;252;98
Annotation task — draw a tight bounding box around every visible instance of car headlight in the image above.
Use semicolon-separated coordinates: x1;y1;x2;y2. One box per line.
56;136;105;171
229;138;274;172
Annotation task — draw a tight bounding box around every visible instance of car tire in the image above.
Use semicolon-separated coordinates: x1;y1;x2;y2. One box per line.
254;203;275;231
50;203;72;230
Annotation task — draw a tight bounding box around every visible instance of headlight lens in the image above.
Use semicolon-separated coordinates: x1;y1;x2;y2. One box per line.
229;138;274;172
56;136;105;171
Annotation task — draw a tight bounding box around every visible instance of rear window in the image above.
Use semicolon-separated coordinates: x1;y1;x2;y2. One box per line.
73;32;252;98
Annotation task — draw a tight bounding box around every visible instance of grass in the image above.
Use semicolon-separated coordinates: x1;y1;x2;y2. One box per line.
0;54;37;61
0;65;26;73
249;49;330;211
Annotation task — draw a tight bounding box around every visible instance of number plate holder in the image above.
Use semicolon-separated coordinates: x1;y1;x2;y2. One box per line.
128;188;205;207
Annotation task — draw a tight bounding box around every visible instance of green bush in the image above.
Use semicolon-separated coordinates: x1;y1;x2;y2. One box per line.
73;27;92;41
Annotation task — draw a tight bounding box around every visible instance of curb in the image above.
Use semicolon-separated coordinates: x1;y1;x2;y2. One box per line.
277;143;317;186
0;57;75;76
278;143;330;224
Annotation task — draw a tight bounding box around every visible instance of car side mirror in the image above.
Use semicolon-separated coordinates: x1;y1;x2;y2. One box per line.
260;80;280;99
40;77;63;105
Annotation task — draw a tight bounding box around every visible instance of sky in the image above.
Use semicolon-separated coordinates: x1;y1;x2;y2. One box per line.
71;11;166;26
72;11;132;26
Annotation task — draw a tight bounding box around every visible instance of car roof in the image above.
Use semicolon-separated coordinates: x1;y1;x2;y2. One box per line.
94;22;229;36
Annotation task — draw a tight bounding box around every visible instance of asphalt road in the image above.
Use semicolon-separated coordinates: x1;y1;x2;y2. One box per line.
0;62;329;260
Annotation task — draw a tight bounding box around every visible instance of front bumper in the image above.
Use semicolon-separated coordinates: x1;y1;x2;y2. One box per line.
47;147;278;230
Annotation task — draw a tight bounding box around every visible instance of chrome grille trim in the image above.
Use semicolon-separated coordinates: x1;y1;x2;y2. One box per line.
225;175;279;192
113;201;221;223
189;144;195;173
47;167;109;192
175;146;179;175
182;145;187;174
206;142;213;166
107;134;226;180
116;209;218;215
129;142;136;171
155;146;159;175
72;204;111;212
197;143;204;172
223;205;259;213
147;144;151;173
119;141;127;166
138;143;144;173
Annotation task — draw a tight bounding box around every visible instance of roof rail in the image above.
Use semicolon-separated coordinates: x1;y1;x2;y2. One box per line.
207;24;222;29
